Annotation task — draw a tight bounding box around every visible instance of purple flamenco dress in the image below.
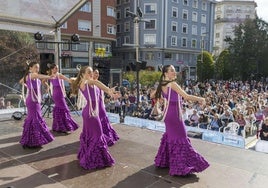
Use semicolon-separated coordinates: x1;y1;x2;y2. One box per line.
98;89;119;146
50;76;79;132
154;86;209;176
77;84;115;170
20;74;54;147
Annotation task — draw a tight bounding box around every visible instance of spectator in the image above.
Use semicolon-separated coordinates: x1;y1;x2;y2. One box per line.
260;118;268;141
208;113;223;131
185;109;199;127
0;97;5;109
198;112;209;129
5;101;14;109
235;112;246;136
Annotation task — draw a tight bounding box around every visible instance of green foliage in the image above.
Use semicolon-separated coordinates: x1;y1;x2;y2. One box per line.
225;18;268;80
0;30;39;95
123;70;161;87
196;51;214;81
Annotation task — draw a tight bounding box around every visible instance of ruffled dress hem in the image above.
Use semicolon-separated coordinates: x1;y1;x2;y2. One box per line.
52;106;79;132
154;133;209;176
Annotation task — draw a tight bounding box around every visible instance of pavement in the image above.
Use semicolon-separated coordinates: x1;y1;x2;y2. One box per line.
0;114;268;188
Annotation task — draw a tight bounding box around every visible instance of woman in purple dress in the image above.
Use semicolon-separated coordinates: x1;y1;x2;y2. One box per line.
71;66;116;170
154;65;209;176
47;63;79;133
93;69;119;146
20;61;54;148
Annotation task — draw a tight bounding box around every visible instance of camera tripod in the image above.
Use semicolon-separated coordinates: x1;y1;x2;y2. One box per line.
41;94;54;118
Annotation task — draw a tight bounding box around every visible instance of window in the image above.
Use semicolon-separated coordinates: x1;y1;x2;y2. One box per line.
192;25;197;35
117;24;121;33
182;24;188;34
181;38;187;47
61;41;69;51
145;20;156;29
124;22;130;32
216;33;220;38
172;0;178;3
125;7;130;18
172;7;178;18
171;36;177;46
116;11;121;19
201;27;206;35
171;21;177;32
78;20;91;31
192;12;197;22
145;4;156;14
107;25;116;34
107;7;115;17
80;2;91;12
191;39;197;48
164;52;172;59
202;2;207;11
145;52;154;60
61;22;67;29
116;38;121;47
124;36;130;44
94;43;111;53
192;0;198;8
201;14;206;24
47;43;55;50
144;34;156;44
116;0;121;5
183;0;188;6
77;42;88;51
182;10;188;20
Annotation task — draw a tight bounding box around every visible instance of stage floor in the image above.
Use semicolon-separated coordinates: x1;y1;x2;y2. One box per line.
0;115;268;188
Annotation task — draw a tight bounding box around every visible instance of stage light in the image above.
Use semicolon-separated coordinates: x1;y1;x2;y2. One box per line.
34;32;43;41
71;34;80;42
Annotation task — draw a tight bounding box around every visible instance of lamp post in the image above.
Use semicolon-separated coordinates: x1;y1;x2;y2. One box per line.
123;7;147;106
200;32;208;81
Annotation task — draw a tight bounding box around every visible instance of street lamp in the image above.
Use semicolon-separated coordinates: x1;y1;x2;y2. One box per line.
200;32;208;81
122;8;148;106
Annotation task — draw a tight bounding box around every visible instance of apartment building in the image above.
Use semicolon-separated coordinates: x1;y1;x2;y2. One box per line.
214;0;257;56
37;0;117;85
114;0;216;80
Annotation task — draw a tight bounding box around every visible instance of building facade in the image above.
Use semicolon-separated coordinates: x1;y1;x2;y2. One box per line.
37;0;118;85
114;0;216;80
213;0;257;56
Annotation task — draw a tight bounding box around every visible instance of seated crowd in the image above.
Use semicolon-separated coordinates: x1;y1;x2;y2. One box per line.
103;80;268;141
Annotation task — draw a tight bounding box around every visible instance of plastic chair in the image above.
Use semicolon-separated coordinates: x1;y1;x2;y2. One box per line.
223;122;240;135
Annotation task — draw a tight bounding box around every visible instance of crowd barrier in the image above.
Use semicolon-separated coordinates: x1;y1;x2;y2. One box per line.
107;113;245;148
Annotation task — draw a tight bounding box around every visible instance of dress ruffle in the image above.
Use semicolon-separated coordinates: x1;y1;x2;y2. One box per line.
155;133;209;176
100;116;119;146
20;113;54;147
78;133;115;170
52;106;79;132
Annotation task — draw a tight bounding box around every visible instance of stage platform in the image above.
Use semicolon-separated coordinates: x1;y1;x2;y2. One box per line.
0;115;268;188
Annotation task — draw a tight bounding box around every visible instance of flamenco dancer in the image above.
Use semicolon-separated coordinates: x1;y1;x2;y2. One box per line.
71;65;118;170
19;61;54;148
153;65;209;176
93;69;119;146
47;63;79;133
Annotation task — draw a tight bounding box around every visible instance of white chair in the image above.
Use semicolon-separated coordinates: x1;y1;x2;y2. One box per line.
223;122;240;135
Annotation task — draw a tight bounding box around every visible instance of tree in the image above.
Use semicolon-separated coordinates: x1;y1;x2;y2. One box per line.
0;30;39;96
225;18;268;80
197;51;214;81
123;70;161;88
